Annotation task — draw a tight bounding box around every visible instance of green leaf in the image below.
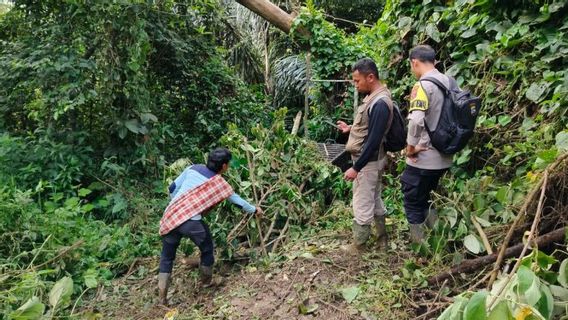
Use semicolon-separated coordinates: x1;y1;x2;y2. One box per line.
461;28;477;38
140;112;158;123
535;251;557;269
536;149;558;167
549;285;568;300
463;290;487;320
517;266;542;307
111;194;128;214
438;295;468;320
340;286;360;303
124;119;141;133
488;300;513;320
425;23;441;42
78;188;92;197
9;296;45;320
464;234;481;254
49;276;74;310
525;82;548;102
555;131;568;152
535;285;553;319
443;207;458;227
455;148;472;165
495;186;509;204
498;115;512;126
518;266;536;293
84;269;98;289
298;301;319;315
558;258;568;288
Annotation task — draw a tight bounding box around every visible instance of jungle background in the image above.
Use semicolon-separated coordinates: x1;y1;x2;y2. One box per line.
1;0;567;319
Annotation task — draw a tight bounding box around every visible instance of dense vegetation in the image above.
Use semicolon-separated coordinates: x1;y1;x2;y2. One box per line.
0;0;567;319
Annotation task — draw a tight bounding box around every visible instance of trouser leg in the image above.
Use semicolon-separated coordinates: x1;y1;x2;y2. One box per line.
353;160;383;226
401;166;445;225
177;219;215;267
159;230;182;273
401;166;446;243
352;160;384;246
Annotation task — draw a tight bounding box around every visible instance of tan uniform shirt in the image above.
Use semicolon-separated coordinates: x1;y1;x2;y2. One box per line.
406;69;453;170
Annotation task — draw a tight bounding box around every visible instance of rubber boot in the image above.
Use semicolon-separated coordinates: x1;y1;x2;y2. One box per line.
199;265;213;287
157;272;171;305
374;215;388;251
181;256;200;268
341;222;371;255
425;209;438;229
409;223;425;244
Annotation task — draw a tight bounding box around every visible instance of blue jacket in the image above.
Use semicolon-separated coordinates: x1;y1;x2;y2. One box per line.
168;164;256;220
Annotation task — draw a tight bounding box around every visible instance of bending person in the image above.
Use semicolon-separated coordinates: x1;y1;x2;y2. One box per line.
157;147;262;305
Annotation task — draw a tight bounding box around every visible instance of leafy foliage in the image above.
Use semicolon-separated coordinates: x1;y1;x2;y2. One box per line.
439;250;568;320
0;0;266;171
165;109;350;258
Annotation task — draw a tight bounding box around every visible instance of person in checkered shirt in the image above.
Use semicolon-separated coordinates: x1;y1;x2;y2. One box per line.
158;148;263;305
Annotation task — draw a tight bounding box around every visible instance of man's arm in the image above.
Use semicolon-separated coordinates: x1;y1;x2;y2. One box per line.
406;82;430;160
406;110;431;160
352;100;390;171
227;193;257;214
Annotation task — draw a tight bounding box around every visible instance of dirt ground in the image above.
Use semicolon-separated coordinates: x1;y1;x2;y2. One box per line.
81;232;421;320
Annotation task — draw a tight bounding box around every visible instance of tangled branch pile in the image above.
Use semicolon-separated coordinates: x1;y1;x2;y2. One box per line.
170;109;350;259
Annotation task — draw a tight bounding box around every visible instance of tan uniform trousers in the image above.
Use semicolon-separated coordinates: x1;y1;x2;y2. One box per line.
352;158;386;226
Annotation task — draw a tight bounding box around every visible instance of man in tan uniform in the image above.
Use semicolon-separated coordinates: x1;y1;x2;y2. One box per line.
403;45;453;243
337;58;394;254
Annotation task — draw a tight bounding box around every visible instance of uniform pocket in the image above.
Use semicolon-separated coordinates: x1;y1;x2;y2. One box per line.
354;106;366;125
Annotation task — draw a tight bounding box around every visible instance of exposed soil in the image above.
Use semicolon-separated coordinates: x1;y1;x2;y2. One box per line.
81;231;419;320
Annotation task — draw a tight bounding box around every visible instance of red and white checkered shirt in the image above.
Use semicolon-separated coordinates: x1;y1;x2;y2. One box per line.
159;174;234;236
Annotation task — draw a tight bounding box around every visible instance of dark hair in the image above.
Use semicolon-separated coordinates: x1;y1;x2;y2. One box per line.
409;45;436;63
352;58;379;79
207;147;232;173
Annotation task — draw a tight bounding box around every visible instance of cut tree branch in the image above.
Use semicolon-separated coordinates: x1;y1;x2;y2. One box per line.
487;152;568;287
428;227;566;285
235;0;294;33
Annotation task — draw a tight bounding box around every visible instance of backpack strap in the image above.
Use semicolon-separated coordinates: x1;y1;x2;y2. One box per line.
421;76;458;95
368;94;394;133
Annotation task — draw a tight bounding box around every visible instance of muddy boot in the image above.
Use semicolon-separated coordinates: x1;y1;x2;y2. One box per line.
199;265;225;289
409;223;425;244
425;209;438;229
181;256;200;268
157;272;171;305
341;222;371;255
374;215;388;251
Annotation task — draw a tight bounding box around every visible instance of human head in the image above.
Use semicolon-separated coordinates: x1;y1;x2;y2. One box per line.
207;147;232;174
409;45;436;79
352;58;380;94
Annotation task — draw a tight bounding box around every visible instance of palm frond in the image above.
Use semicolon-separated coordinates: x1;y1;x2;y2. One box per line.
272;54;306;108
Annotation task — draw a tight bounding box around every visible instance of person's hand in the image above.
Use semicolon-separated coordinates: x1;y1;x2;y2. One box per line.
406;145;430;163
336;120;351;134
344;167;358;181
255;207;264;218
414;145;430;153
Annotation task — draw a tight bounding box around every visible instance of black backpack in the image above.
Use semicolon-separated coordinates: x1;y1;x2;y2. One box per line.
382;98;407;152
420;76;481;154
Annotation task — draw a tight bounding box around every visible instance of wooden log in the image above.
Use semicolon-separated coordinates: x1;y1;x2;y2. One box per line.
428;227;566;286
235;0;294;33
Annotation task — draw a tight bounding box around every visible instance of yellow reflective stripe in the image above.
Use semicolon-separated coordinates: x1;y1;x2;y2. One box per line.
409;83;429;112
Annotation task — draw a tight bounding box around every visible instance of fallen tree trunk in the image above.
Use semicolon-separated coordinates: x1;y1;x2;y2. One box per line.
235;0;295;33
428;227;566;285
